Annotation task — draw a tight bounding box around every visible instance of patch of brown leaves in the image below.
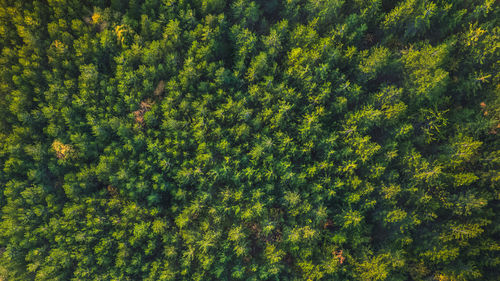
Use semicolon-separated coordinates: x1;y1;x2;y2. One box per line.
133;99;154;125
333;249;345;265
154;80;165;97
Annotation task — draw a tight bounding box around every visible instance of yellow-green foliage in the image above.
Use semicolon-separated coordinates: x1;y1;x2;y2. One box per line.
0;1;498;281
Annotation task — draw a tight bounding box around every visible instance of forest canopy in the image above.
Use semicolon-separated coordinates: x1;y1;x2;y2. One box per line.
0;0;499;280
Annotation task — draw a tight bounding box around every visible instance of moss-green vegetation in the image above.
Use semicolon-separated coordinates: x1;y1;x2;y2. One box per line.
0;0;498;280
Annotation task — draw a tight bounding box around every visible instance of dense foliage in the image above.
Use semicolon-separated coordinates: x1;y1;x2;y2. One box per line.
0;0;499;280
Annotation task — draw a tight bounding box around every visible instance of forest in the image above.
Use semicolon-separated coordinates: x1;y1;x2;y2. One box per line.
0;0;498;280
